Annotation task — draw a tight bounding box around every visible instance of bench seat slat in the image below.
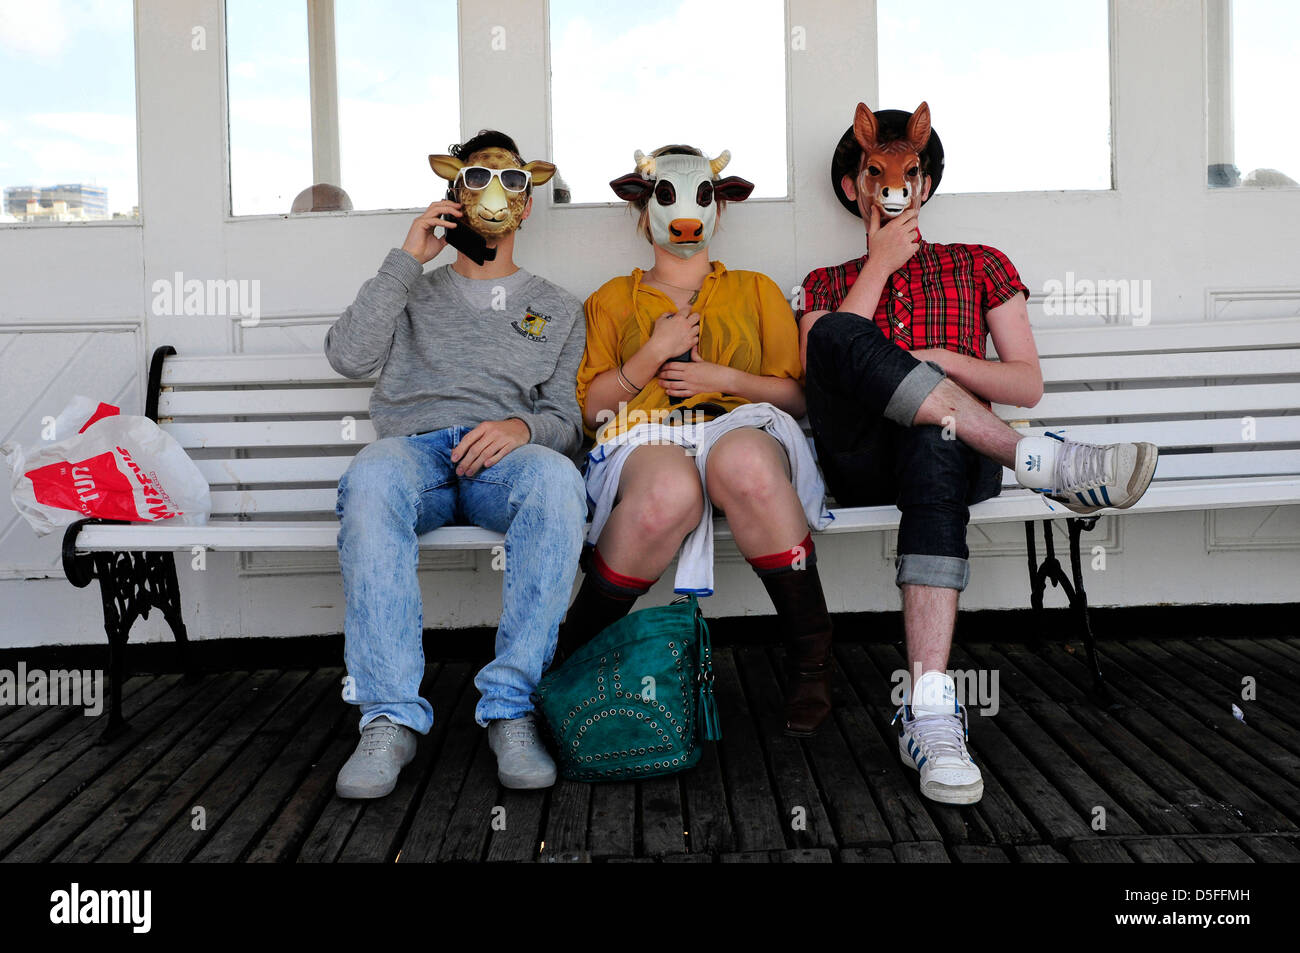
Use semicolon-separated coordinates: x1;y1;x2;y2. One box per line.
192;456;355;484
161;353;357;385
158;388;372;417
163;415;1300;453
1035;349;1300;383
163;420;379;448
1019;318;1300;358
70;478;1300;552
999;382;1300;421
209;453;1300;516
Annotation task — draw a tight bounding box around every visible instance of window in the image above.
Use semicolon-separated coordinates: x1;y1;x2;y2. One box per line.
548;0;789;205
0;0;139;224
1207;0;1299;188
877;0;1112;193
225;0;460;216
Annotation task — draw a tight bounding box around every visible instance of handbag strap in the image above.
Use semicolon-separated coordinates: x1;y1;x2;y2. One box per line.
691;597;722;741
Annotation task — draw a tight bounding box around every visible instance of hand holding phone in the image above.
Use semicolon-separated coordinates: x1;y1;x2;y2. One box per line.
440;188;497;265
401;198;464;264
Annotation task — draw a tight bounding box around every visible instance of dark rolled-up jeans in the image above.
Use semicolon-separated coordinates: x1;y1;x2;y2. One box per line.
805;311;1003;591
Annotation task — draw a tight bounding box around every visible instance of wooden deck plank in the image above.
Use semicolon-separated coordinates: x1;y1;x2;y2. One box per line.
893;841;950;863
1066;840;1134;862
952;844;1011;862
639;775;687;857
0;672;219;858
1183;640;1300;732
0;673;152;766
585;782;635;860
51;668;311;862
245;730;356;863
1126;640;1300;759
339;663;469;863
841;846;896;862
863;644;1023;845
994;642;1250;835
192;682;350;862
831;649;944;843
734;645;835;849
484;786;546;863
1012;844;1069;862
875;642;1083;845
964;642;1195;836
537;780;591;862
1124;839;1195;862
436;739;500;862
138;670;323;863
708;648;786;852
1063;643;1300;828
953;643;1148;837
680;741;735;854
0;673;181;812
391;663;479;863
4;636;1298;863
792;646;894;847
1178;837;1255;862
1236;834;1300;862
1103;641;1300;791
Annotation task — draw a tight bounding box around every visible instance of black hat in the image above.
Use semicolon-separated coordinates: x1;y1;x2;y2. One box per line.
830;108;944;217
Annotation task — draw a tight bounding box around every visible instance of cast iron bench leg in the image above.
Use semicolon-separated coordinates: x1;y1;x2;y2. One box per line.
63;519;195;742
1024;517;1110;702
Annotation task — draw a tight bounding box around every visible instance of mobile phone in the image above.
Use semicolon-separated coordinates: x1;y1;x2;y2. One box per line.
667;349;692;405
442;188;496;265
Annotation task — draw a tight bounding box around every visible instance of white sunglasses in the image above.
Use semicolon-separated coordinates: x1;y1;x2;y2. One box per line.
456;166;532;193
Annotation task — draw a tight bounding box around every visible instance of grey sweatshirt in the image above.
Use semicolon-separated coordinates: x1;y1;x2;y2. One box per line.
325;249;586;457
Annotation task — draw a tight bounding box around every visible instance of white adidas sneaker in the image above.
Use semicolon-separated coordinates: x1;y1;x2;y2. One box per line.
893;671;984;805
1015;432;1158;514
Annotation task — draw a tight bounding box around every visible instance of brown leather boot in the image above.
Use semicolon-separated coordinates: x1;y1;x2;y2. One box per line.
755;560;834;737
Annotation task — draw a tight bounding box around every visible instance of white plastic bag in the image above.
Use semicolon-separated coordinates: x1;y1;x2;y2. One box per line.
1;396;211;537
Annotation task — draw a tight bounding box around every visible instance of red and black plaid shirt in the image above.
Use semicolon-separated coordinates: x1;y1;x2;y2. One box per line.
797;239;1029;359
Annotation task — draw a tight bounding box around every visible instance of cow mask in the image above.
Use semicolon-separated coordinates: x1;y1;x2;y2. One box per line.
429;146;557;239
609;150;755;259
853;101;931;218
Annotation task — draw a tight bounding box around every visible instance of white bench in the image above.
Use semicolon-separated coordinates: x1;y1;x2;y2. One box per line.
62;318;1300;735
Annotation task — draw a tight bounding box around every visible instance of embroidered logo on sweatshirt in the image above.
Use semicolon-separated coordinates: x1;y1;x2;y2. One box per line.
512;308;551;343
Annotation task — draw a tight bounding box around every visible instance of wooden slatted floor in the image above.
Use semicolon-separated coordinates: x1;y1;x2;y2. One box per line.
1;634;1299;863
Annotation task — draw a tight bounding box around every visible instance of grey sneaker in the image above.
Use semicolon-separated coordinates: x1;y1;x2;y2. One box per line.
335;715;418;799
487;713;557;789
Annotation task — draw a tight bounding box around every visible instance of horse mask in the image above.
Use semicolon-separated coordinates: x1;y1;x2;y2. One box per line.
429;146;557;239
609;150;755;259
852;101;932;218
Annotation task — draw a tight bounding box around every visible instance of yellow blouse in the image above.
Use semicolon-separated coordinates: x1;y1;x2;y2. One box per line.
577;261;803;443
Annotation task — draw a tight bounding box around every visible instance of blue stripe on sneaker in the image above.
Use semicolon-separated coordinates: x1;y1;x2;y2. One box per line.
918;756;928;769
1088;489;1100;506
1076;492;1089;505
1101;485;1112;505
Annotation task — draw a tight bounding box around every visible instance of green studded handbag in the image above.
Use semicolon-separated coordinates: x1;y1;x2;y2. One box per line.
534;595;721;782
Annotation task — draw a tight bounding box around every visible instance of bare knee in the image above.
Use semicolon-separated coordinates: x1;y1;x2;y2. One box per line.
706;433;792;510
621;469;704;543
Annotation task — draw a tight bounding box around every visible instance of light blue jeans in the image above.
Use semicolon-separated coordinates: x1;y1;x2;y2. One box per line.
335;427;587;733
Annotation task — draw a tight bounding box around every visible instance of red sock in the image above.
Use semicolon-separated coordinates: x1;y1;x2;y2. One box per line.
590;547;656;598
746;533;815;577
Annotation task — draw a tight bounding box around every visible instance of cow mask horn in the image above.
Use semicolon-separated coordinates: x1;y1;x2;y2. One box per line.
609;148;755;259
